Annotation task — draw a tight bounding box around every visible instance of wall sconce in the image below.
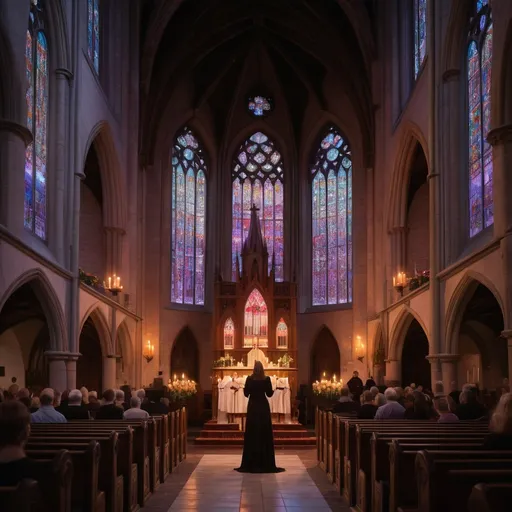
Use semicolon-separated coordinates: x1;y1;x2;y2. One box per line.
104;274;123;296
143;340;155;363
355;335;365;363
393;271;407;297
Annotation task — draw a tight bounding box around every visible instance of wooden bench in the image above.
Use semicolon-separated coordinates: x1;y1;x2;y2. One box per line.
415;450;512;512
468;483;512;512
0;479;40;512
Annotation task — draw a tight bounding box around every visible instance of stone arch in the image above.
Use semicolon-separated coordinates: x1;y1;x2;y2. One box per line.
83;122;127;231
0;269;67;352
388;305;430;361
79;305;112;356
445;271;505;355
387;122;429;233
310;325;340;382
170;326;200;382
441;0;473;78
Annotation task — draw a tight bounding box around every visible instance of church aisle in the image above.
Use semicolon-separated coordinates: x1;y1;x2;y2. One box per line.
143;449;349;511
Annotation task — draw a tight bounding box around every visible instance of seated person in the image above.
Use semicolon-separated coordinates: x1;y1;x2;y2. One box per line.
483;392;512;450
96;389;124;420
0;401;41;485
60;389;89;420
31;389;67;423
123;397;150;419
435;397;459;423
456;387;487;420
358;390;378;419
374;388;405;419
404;391;436;420
332;387;360;414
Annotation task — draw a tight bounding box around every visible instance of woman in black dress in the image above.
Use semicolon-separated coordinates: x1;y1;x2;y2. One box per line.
235;361;285;473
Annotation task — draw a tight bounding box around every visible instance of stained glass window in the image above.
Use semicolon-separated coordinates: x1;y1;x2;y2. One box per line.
244;289;268;348
232;132;284;281
171;127;207;305
224;318;235;349
248;96;273;117
276;319;288;349
87;0;100;73
413;0;427;78
468;0;493;237
311;127;352;306
25;2;48;240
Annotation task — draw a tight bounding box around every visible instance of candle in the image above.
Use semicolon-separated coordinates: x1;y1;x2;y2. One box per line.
182;373;185;379
323;371;326;378
466;369;470;383
108;276;112;289
174;374;177;381
333;374;336;381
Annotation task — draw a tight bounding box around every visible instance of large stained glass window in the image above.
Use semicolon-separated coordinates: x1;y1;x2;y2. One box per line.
87;0;100;73
223;318;235;349
232;132;284;281
311;127;352;306
25;1;48;240
244;289;268;348
171;127;207;305
413;0;427;78
468;0;493;237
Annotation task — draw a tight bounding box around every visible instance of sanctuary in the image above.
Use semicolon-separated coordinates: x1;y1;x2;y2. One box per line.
211;205;297;425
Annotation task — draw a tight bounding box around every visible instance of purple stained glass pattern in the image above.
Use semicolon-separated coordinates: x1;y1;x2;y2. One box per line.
88;0;100;73
311;127;352;306
414;0;427;78
468;3;493;237
232;133;284;281
248;96;273;117
224;318;235;349
171;128;207;305
24;6;48;241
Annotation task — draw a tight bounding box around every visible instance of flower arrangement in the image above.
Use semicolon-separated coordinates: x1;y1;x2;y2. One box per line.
213;355;235;367
79;268;100;288
167;376;197;401
277;353;294;368
408;270;430;291
312;376;344;399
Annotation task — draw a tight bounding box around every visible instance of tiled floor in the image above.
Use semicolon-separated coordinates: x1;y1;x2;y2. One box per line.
143;448;350;512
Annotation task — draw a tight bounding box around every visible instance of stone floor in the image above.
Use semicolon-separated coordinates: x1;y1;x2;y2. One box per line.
143;447;350;511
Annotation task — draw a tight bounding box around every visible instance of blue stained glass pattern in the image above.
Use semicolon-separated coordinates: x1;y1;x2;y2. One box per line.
171;128;207;305
311;127;352;306
24;4;48;240
248;96;273;117
468;2;493;237
232;133;284;281
414;0;427;78
88;0;100;73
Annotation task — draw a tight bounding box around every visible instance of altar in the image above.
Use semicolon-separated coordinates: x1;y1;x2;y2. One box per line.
210;205;297;425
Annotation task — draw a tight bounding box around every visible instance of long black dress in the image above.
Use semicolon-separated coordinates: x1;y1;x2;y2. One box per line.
235;375;285;473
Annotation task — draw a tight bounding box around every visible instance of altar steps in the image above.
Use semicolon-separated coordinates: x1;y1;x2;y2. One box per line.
195;421;316;446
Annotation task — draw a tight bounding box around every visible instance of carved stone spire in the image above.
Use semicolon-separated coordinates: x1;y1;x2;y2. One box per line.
242;204;267;255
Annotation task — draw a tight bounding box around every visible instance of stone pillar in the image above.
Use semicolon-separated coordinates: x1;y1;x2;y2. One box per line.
501;330;512;381
0;120;32;236
103;356;117;390
426;355;443;387
105;227;126;277
65;357;78;390
438;354;460;393
390;226;407;273
46;354;68;393
384;359;401;386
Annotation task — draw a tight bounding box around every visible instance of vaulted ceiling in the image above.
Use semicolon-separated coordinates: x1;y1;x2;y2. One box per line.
139;0;376;164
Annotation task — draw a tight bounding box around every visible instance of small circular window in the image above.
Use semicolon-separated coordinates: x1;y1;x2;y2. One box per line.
247;96;273;117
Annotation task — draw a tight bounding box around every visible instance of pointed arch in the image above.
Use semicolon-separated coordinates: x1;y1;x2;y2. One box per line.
232;131;284;281
445;270;504;354
170;126;207;305
0;269;67;352
413;0;427;78
310;125;353;306
244;288;268;348
276;318;288;349
170;326;199;381
388;306;430;361
223;317;235;350
79;305;112;356
310;325;340;382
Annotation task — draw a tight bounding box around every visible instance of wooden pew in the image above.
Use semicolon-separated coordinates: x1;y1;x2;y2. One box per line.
30;424;137;512
468;483;512;512
415;450;512;512
27;437;115;512
0;479;40;512
151;414;169;482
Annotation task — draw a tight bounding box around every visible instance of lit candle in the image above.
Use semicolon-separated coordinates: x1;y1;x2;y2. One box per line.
323;372;326;378
108;276;112;289
174;374;177;381
182;373;185;380
333;374;336;381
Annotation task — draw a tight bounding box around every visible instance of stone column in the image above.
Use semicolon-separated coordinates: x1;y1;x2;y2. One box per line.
426;355;443;387
390;226;407;273
384;359;401;386
437;354;460;393
501;330;512;381
45;352;68;393
65;355;79;390
103;356;117;390
105;227;126;277
0;120;32;236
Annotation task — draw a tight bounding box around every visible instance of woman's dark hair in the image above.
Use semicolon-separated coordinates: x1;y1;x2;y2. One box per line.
412;391;432;419
0;400;30;448
252;361;265;380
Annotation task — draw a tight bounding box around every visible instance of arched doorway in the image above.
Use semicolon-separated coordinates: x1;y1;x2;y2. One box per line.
171;327;199;382
310;327;340;382
456;283;505;389
401;319;430;389
77;317;103;392
0;282;53;390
